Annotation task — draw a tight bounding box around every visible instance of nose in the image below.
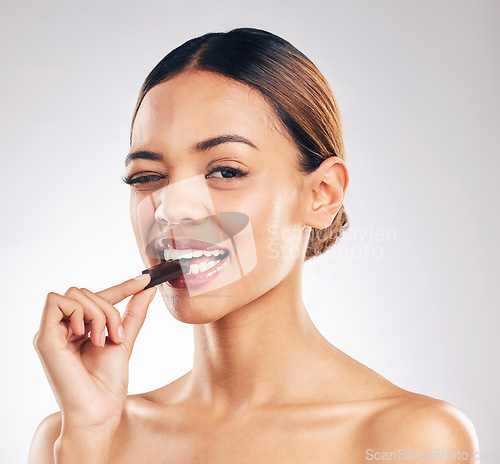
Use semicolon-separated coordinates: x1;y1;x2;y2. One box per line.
153;174;214;227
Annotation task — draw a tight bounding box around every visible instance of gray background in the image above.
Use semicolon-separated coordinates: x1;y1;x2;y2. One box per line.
1;0;498;461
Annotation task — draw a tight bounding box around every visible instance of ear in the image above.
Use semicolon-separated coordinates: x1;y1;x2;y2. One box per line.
304;156;349;229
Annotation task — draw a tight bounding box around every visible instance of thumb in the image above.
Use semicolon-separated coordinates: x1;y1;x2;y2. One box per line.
121;287;157;356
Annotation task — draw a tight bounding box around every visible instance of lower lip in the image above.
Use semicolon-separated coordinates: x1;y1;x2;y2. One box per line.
165;253;230;290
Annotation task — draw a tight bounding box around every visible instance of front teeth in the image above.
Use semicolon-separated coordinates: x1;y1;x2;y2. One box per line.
163;248;224;261
161;248;226;276
163;248;187;260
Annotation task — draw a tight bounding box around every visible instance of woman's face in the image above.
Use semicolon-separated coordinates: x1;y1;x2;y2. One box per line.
126;70;312;323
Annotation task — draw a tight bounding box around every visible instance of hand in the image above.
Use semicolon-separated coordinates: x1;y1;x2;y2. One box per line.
33;274;156;431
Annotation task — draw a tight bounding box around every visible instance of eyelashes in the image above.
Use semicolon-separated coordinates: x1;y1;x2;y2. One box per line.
122;173;165;185
122;166;248;186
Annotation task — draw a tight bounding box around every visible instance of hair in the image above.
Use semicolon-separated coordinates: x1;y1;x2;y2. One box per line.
131;27;349;261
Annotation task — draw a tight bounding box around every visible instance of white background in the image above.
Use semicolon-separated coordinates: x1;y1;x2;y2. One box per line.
1;0;498;461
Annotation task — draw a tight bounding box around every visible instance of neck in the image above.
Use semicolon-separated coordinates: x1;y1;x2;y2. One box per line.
183;263;336;415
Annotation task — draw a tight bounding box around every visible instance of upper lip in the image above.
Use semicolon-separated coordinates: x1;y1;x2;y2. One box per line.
155;237;228;252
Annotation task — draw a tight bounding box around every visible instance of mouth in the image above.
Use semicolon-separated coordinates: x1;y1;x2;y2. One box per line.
144;209;252;290
162;249;231;290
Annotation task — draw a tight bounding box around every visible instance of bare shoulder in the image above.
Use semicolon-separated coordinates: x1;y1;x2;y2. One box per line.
28;399;163;464
28;411;62;464
366;391;479;461
27;383;179;464
28;377;187;464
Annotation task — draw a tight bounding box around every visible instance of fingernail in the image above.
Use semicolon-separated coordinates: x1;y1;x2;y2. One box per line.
100;330;106;347
117;325;125;342
148;287;157;303
134;274;150;281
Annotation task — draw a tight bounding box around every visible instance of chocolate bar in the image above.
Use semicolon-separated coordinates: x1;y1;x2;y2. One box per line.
142;260;185;289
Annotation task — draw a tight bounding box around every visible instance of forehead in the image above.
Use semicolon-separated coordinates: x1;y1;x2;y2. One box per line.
131;70;283;150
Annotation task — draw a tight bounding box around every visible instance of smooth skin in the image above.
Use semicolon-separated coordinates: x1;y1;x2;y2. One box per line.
29;70;479;463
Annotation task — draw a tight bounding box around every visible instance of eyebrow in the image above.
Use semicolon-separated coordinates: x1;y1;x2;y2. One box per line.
125;134;257;166
124;150;162;166
195;134;257;151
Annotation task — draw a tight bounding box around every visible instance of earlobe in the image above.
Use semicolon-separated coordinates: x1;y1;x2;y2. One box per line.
304;157;349;229
312;200;323;210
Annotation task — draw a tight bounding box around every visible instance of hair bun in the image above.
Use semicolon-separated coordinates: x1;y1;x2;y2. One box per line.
305;204;349;261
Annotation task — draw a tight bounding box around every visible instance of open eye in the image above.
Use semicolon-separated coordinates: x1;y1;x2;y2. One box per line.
206;166;247;179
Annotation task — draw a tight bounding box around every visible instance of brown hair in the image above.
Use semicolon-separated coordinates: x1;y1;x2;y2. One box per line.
131;28;349;261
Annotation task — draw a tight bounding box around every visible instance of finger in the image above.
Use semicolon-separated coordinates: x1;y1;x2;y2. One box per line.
121;287;156;356
63;288;107;348
37;292;85;346
66;304;85;337
96;274;151;306
79;288;124;345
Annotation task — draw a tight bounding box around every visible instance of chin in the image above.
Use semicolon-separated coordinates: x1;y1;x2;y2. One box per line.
157;275;266;324
158;283;242;324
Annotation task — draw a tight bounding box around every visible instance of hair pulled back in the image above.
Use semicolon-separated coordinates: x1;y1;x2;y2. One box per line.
131;28;349;261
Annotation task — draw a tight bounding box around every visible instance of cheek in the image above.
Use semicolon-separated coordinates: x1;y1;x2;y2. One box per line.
130;192;159;267
244;181;304;271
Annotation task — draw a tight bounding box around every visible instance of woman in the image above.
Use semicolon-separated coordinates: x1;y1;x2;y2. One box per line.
29;28;479;463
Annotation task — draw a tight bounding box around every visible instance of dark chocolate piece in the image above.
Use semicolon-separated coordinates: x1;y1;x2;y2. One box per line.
142;259;185;289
